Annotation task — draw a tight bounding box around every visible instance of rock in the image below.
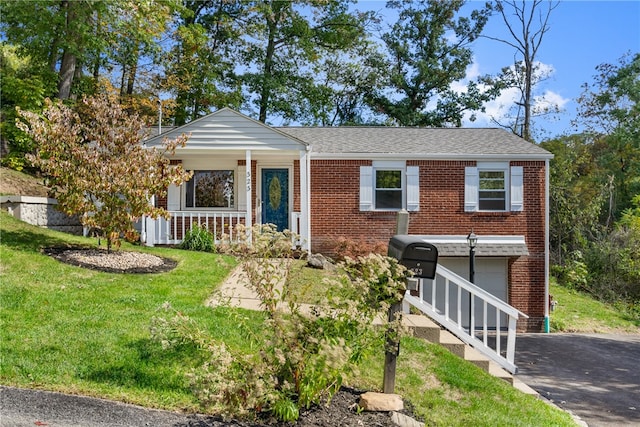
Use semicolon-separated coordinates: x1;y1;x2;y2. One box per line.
391;411;424;427
359;392;404;412
307;253;335;270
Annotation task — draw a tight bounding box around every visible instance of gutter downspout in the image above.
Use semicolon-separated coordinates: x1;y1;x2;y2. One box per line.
544;158;550;333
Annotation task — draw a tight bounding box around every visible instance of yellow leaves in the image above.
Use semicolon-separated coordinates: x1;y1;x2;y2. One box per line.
17;94;192;249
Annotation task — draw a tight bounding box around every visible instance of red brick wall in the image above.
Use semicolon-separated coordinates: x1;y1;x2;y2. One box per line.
309;159;547;332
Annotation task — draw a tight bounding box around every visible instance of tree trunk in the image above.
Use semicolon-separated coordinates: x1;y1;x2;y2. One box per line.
57;50;76;99
258;9;279;123
56;0;75;100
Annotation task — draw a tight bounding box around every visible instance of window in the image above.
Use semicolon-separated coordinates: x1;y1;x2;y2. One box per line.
185;170;234;208
465;164;523;212
375;169;402;209
479;170;506;210
360;163;419;212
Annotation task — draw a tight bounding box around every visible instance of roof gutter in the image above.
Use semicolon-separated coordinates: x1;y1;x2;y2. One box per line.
309;152;554;161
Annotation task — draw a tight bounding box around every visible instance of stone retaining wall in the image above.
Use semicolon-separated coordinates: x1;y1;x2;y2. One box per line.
1;195;83;235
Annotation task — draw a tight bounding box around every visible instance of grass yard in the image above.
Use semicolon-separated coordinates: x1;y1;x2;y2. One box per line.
0;211;576;425
549;279;640;333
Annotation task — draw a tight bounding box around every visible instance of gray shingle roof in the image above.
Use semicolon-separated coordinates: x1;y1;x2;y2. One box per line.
277;127;552;159
413;235;530;257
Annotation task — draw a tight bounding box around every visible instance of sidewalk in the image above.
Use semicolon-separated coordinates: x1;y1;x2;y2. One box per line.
206;261;318;315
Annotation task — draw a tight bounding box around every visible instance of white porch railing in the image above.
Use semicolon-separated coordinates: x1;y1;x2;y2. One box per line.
143;211;246;246
142;211;304;247
403;264;528;374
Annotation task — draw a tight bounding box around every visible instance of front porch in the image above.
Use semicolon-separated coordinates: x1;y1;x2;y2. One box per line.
142;108;311;250
141;209;303;247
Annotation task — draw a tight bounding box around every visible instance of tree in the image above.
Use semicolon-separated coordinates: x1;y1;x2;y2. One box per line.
17;93;192;251
300;40;386;126
0;44;52;170
485;0;560;141
240;0;369;124
575;53;640;222
1;0;109;100
541;135;606;264
163;0;244;126
366;0;498;127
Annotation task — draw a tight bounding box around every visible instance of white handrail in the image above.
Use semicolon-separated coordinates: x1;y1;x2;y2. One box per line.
144;210;303;247
148;211;245;245
403;264;528;374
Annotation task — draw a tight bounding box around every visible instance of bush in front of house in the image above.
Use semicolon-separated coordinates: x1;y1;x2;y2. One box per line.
152;224;411;422
179;225;215;252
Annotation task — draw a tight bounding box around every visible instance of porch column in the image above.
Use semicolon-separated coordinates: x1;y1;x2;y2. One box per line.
245;150;252;235
300;146;311;252
144;195;155;247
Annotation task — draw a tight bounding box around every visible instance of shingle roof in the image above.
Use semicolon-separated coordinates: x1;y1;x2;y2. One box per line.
277;127;552;159
414;235;530;257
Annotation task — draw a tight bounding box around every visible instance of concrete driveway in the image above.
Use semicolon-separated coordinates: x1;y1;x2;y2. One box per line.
515;333;640;426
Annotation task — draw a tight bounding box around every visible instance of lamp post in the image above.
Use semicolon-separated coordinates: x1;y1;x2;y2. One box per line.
466;230;477;332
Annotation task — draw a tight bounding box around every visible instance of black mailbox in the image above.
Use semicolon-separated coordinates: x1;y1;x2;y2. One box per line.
388;235;438;279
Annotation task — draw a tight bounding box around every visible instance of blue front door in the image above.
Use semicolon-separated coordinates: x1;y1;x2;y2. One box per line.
261;168;289;231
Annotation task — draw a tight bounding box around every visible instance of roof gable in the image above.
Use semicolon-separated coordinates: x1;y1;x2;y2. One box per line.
146;108;307;151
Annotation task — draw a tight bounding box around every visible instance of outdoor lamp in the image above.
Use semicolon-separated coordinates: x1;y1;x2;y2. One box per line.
466;230;478;250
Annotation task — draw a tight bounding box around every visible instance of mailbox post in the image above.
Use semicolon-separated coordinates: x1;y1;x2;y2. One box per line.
384;235;439;393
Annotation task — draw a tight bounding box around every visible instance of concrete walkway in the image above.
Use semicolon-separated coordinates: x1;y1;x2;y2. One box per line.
206;261;317;314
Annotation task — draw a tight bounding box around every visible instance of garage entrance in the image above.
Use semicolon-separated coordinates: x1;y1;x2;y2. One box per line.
422;257;508;329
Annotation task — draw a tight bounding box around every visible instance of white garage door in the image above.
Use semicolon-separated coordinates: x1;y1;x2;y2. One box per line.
422;257;508;329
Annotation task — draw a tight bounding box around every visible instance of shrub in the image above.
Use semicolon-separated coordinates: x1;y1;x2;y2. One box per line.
583;228;640;303
152;224;412;421
180;225;215;252
552;251;590;292
332;237;387;262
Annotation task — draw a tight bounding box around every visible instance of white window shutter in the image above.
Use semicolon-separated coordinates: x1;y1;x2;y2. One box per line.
406;166;420;211
167;184;181;211
510;166;524;211
359;166;373;211
464;167;478;212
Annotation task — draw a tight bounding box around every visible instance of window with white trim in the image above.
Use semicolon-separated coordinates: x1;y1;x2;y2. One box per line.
375;169;403;209
465;163;523;212
360;162;419;212
479;170;506;210
185;170;234;208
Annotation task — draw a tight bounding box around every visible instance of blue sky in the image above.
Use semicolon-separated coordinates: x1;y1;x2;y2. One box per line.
357;0;640;140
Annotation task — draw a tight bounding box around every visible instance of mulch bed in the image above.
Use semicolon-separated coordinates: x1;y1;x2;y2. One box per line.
43;246;178;274
181;387;418;427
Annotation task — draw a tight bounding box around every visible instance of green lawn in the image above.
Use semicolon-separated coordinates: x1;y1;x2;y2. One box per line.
0;211;576;425
549;279;640;333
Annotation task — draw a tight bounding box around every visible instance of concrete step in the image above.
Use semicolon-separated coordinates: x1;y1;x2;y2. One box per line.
438;330;466;358
512;377;539;396
403;313;533;393
463;346;491;372
488;362;514;385
403;314;441;343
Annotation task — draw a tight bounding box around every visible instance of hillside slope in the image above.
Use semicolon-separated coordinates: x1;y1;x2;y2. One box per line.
0;167;49;197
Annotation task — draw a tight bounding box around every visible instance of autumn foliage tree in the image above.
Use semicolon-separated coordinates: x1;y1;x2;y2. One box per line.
17;94;192;250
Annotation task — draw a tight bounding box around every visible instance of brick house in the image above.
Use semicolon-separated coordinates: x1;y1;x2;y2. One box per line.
144;108;552;332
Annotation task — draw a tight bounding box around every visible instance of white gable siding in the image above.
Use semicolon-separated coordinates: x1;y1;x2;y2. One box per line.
146;108;306;152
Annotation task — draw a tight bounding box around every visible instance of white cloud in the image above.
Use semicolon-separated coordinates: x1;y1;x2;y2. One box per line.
533;90;569;114
455;59;569;127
